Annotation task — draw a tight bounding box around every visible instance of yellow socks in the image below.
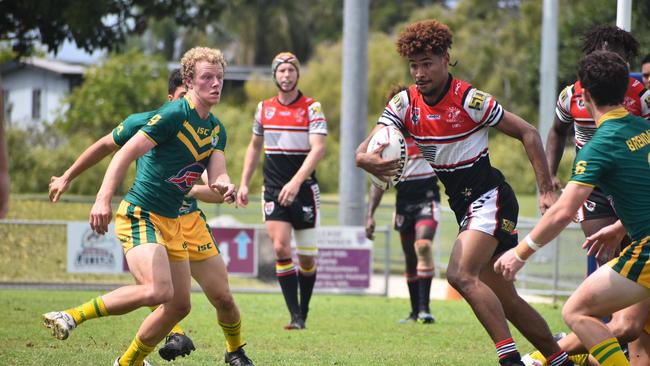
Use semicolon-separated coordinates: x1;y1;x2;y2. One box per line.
119;336;155;366
219;320;244;352
589;338;630;366
65;296;108;325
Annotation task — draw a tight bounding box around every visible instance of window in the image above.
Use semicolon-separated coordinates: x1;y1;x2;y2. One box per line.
32;89;41;120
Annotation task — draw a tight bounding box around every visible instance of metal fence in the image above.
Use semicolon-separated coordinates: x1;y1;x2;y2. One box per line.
0;196;588;300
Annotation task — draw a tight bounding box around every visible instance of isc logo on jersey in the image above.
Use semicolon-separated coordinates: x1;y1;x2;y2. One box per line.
366;126;408;190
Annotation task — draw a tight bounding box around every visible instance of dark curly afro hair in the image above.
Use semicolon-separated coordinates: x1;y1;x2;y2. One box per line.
396;19;452;58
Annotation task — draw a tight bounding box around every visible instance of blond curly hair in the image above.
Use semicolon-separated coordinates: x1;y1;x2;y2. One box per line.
180;47;227;81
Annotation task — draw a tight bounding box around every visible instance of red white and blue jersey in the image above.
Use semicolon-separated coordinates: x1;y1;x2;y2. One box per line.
555;77;650;151
253;93;327;188
378;76;505;213
395;136;439;204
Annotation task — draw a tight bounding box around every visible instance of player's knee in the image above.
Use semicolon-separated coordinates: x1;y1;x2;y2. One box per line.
212;291;236;312
610;316;644;343
142;285;174;306
273;241;291;258
446;269;475;295
414;239;432;258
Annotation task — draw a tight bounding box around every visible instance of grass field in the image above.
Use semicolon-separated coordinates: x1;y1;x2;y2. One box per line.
0;289;570;366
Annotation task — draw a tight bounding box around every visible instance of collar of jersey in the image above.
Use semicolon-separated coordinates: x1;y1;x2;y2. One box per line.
597;106;628;127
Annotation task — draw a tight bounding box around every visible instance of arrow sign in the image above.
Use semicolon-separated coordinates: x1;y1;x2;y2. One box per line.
234;230;251;260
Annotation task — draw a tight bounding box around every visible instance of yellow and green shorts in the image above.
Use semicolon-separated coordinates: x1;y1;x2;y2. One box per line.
180;210;220;262
115;200;188;261
608;235;650;289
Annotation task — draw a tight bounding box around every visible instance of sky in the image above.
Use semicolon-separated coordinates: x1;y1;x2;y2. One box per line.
49;40;105;64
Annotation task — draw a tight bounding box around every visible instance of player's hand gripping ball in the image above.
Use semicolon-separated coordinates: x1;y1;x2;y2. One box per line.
365;126;408;190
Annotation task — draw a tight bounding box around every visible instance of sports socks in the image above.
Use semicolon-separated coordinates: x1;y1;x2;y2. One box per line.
298;263;317;320
219;319;244;353
118;335;155;366
496;337;521;365
65;296;108;325
590;338;629;366
406;273;419;317
529;349;590;366
416;266;434;312
276;258;300;316
546;350;571;366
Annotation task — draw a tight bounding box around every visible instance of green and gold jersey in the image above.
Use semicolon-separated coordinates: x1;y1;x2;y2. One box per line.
116;95;226;217
112;108;202;216
570;108;650;241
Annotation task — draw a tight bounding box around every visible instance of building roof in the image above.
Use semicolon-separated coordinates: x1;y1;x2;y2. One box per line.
0;57;269;81
1;57;86;76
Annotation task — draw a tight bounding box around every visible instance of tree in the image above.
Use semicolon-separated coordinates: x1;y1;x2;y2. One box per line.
0;0;227;57
55;51;169;137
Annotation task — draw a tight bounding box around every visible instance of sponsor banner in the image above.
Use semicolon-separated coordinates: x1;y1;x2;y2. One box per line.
67;222;124;273
309;227;373;289
212;227;258;277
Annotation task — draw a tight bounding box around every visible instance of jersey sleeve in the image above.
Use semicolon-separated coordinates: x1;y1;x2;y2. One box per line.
462;87;504;127
569;135;613;187
555;85;574;124
633;83;650;119
112;112;150;146
377;89;408;129
138;102;184;145
252;101;264;136
212;121;227;153
308;101;327;135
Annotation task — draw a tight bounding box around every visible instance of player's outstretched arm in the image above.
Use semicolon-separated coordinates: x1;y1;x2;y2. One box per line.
494;182;592;281
207;151;236;204
365;184;385;240
495;111;557;213
355;125;400;177
90;133;153;235
278;133;326;207
50;134;118;202
545;116;573;191
236;134;264;207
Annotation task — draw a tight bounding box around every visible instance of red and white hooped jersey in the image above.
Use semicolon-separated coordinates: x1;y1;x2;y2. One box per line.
400;136;436;182
378;77;506;212
395;136;439;203
253;93;327;188
555;77;650;150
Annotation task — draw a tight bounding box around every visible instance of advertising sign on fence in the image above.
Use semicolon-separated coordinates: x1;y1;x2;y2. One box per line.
212;227;257;277
67;222;124;273
311;227;373;289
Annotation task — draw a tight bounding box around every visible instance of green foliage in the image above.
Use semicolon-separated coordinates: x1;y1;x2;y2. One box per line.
56;51;169;138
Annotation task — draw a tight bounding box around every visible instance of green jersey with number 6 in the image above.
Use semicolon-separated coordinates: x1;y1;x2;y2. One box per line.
570;108;650;241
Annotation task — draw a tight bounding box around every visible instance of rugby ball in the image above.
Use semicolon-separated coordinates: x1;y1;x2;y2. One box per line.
365;126;408;190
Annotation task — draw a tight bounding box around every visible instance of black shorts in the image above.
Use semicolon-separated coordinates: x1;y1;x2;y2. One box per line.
576;187;617;222
394;200;440;233
262;182;320;230
456;182;519;256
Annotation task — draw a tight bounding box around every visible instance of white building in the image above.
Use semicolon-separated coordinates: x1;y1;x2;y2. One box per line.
1;58;85;129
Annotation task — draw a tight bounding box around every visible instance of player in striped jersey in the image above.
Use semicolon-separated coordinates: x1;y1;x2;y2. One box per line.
356;20;572;366
237;52;327;330
366;86;441;324
539;25;650;366
496;49;650;366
